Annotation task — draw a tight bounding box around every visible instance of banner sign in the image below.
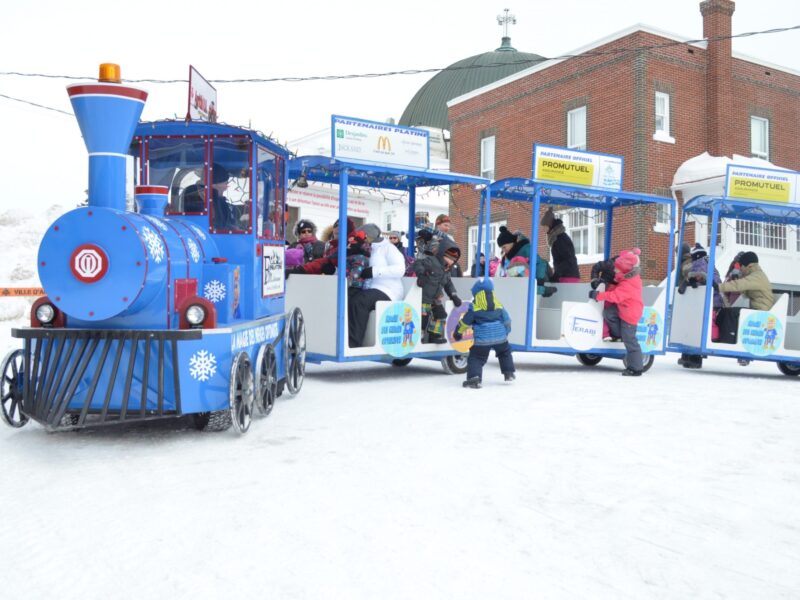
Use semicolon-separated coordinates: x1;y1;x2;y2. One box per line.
533;144;623;191
1;287;44;297
187;66;217;122
562;302;603;351
379;302;420;357
332;115;429;170
262;245;285;297
738;310;783;356
725;165;798;203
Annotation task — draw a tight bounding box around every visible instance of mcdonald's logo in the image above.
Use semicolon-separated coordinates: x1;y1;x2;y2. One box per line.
376;136;392;152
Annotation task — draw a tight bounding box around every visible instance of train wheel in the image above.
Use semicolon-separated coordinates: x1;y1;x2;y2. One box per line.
777;362;800;376
285;307;306;395
391;358;413;367
441;354;469;375
229;352;255;434
623;354;655;373
255;344;278;417
1;349;29;428
193;410;232;432
576;353;603;367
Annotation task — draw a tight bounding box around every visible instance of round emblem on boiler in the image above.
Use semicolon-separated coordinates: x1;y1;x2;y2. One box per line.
70;244;109;283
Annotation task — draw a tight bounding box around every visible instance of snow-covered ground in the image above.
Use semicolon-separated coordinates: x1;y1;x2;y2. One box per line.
2;354;799;599
2;207;800;599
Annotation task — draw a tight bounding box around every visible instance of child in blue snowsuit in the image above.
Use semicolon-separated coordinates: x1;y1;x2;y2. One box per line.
453;278;515;388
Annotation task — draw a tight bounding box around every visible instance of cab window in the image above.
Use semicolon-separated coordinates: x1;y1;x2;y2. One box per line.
256;146;285;240
211;138;252;233
146;137;208;214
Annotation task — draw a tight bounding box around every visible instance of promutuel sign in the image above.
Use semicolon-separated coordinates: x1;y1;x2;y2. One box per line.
725;164;798;203
331;115;429;169
187;66;217;123
533;144;623;191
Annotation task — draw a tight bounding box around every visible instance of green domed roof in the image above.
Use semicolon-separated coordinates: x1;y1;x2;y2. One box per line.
399;38;544;131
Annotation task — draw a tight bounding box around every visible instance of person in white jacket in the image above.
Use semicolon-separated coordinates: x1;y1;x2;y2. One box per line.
348;224;406;347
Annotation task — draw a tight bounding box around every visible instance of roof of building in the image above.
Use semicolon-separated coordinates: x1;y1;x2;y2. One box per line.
398;37;544;131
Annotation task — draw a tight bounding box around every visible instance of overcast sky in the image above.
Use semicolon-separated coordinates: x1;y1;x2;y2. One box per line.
1;0;798;212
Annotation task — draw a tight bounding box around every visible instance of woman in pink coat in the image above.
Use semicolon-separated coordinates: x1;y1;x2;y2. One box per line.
589;248;645;376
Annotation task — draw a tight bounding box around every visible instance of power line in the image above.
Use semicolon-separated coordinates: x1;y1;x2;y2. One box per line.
0;92;72;116
1;24;798;85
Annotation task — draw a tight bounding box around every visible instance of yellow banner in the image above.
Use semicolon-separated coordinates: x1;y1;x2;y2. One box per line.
728;176;791;203
1;287;44;297
536;157;594;186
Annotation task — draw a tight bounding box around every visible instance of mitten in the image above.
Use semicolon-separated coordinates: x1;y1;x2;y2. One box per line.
452;329;463;341
451;295;462;307
543;286;557;298
360;266;373;279
432;304;447;320
588;290;599;301
690;278;699;289
678;280;688;294
321;262;336;275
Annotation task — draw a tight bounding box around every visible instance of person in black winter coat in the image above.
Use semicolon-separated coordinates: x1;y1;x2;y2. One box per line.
413;236;463;343
290;219;326;263
540;208;580;282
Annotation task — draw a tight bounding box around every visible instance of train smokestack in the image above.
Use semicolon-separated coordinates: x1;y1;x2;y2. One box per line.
67;64;148;211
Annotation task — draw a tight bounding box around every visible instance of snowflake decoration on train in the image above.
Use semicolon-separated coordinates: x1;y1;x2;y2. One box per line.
140;225;164;263
204;280;226;303
144;215;169;232
189;350;217;382
187;238;200;263
190;224;207;240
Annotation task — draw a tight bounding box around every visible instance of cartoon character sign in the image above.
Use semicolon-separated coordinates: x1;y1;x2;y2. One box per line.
446;303;474;353
739;311;783;356
232;266;241;319
763;315;778;351
636;307;663;351
379;302;420;357
402;306;416;347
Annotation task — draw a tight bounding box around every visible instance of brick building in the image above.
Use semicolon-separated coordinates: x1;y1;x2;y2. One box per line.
447;0;800;283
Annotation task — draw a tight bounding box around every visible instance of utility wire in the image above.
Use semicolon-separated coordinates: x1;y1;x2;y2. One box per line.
0;24;798;85
0;92;72;116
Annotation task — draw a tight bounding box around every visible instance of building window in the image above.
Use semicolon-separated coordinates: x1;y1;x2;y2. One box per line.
736;220;785;250
751;116;769;160
653;92;675;143
480;136;495;179
567;106;586;150
467;221;505;273
564;208;603;259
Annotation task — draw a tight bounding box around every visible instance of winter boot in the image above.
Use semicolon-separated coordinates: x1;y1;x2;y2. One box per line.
427;334;447;344
737;358;751;367
462;376;482;389
621;368;642;377
503;372;516;382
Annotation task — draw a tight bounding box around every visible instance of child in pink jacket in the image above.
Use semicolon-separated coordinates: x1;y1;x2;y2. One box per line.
589;248;645;376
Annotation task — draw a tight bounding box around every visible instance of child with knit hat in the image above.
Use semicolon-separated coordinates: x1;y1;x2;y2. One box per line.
412;238;463;343
588;248;645;376
453;278;515;388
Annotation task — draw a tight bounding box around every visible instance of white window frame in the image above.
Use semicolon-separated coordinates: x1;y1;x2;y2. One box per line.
467;220;506;274
480;136;496;180
563;208;604;264
567;106;587;150
736;220;786;250
751;116;769;160
653;92;675;144
654;202;671;233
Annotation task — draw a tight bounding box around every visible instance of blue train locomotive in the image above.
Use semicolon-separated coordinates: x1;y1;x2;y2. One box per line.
1;64;305;433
